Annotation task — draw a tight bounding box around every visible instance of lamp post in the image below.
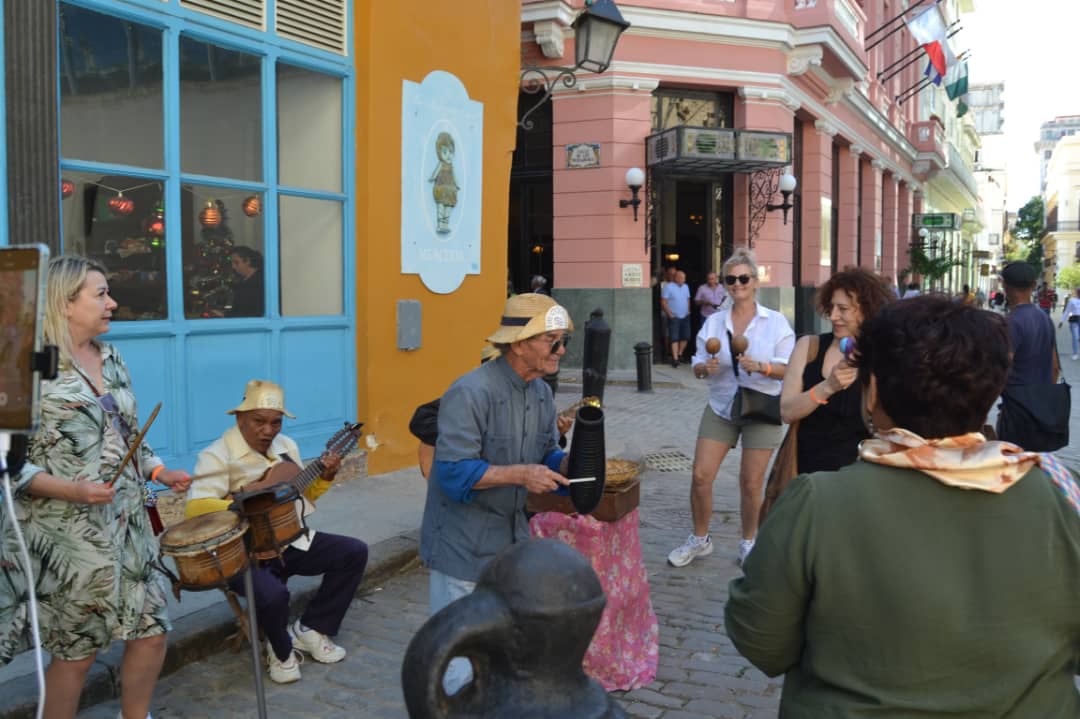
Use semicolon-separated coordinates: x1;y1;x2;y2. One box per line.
519;0;630;131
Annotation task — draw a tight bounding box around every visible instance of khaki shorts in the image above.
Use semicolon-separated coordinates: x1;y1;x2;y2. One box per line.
697;404;784;450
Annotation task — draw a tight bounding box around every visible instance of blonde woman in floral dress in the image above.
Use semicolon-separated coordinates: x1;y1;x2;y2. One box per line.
0;256;189;719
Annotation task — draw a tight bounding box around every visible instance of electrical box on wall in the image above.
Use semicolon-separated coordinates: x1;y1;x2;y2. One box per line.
397;300;422;350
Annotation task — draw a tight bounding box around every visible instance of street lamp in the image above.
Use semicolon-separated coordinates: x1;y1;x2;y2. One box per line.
765;172;797;225
519;0;630;131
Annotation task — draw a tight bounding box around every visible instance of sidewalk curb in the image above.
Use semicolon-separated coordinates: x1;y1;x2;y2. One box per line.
1;531;421;719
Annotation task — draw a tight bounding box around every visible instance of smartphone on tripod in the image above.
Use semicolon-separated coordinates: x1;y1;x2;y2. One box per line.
0;244;48;432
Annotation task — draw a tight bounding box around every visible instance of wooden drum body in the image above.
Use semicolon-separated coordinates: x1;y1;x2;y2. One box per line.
235;483;306;560
160;511;249;591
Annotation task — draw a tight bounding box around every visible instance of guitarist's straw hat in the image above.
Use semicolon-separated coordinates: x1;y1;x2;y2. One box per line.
227;379;296;418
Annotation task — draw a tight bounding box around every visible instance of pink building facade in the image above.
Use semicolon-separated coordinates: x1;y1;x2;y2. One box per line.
515;0;972;367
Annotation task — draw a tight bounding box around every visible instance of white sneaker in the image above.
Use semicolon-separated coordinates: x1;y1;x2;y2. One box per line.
267;646;303;684
737;538;755;566
1072;354;1078;361
667;534;713;567
290;619;346;663
117;714;153;718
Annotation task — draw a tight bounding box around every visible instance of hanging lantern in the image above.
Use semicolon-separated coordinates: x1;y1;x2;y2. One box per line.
242;195;262;217
143;216;165;237
108;193;135;217
199;200;221;228
61;178;75;199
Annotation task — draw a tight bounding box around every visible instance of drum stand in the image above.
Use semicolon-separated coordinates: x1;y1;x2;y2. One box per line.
242;564;269;719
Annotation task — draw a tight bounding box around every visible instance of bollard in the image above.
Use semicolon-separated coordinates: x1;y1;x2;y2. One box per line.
542;371;558;396
634;341;653;393
581;308;611;402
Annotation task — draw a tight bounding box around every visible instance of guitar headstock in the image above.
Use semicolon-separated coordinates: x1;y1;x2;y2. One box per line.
324;421;364;459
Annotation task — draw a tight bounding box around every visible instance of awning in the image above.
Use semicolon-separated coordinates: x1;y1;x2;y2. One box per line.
646;126;792;176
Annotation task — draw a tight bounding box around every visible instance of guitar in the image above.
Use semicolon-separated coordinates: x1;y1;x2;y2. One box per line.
241;421;364;499
233;422;363;559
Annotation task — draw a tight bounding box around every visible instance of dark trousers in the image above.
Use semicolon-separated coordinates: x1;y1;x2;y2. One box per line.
230;531;368;661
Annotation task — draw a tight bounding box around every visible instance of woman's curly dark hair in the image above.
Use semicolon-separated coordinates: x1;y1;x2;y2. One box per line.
815;267;894;320
854;295;1011;438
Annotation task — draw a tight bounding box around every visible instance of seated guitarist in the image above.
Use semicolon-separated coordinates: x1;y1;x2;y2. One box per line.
184;379;368;684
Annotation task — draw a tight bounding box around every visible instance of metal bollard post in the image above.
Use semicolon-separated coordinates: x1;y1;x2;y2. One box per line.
581;308;611;402
634;341;652;393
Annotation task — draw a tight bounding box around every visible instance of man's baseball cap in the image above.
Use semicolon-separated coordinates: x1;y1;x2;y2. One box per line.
1000;261;1038;289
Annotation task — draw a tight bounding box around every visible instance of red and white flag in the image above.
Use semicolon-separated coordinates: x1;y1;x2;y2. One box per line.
905;5;949;79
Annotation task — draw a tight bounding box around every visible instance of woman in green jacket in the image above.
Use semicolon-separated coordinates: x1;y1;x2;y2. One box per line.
726;295;1080;718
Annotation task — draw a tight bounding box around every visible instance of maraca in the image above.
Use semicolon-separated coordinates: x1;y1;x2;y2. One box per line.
705;337;721;356
839;336;855;358
730;334;749;356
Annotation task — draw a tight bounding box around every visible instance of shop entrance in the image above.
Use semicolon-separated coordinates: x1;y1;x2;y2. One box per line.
651;175;733;361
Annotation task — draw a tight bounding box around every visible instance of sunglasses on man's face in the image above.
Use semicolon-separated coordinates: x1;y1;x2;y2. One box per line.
724;274;753;286
535;334;571;354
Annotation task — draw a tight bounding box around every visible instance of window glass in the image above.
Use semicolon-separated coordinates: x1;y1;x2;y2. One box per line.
277;64;342;192
279;196;342;316
59;4;164;168
181;185;265;319
651;92;734;132
60;171;167;320
179;37;262;180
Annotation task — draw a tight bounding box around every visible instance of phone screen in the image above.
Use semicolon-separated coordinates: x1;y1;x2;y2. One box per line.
0;245;48;431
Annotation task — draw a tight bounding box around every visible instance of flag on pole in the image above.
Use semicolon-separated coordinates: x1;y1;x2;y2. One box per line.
905;6;950;78
945;61;969;117
924;39;957;86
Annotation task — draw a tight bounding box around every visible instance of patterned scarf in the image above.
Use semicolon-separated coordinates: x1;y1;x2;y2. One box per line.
859;428;1080;514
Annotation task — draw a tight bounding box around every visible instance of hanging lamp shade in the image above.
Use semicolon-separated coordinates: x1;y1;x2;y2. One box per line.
573;0;630;74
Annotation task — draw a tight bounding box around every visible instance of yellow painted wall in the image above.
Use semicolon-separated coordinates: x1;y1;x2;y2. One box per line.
355;2;520;474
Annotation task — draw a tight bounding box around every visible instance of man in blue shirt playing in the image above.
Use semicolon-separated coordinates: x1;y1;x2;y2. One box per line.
419;292;572;693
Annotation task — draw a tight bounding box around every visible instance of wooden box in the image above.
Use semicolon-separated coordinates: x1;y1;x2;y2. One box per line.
527;477;640;523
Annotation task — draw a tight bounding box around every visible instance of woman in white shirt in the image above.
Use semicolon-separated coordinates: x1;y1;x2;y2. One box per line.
668;249;795;569
1058;287;1080;360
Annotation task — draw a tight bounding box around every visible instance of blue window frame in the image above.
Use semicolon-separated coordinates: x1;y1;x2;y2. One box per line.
55;0;356;467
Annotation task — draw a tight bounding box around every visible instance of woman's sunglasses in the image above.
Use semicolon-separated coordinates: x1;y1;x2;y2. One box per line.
724;274;753;286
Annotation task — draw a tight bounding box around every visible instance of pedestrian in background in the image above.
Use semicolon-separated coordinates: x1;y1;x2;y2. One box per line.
694;271;728;320
669;249;794;568
530;275;550;295
1058;287;1080;361
901;281;921;299
661;270;692;367
727;295;1080;717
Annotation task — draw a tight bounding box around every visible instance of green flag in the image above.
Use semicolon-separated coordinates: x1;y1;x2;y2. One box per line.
946;61;969;105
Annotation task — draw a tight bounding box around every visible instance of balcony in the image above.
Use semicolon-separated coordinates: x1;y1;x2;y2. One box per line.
1047;219;1080;233
908;119;946;182
789;0;866;49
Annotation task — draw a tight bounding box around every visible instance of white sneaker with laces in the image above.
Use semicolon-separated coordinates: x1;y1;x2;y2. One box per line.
267;646;303;684
667;534;713;567
290;620;347;663
1072;354;1078;361
737;538;755;566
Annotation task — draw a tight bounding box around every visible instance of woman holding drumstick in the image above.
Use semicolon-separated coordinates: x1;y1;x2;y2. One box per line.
0;256;188;719
668;248;795;568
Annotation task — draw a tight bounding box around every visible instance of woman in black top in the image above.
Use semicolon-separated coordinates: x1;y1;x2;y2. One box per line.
780;268;894;473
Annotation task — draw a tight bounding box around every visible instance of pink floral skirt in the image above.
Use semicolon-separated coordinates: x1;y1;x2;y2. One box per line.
529;508;659;691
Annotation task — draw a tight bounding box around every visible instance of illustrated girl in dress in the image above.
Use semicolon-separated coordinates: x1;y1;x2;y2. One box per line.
429;132;459;234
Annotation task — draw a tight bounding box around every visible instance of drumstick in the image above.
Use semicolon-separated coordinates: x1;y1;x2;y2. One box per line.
106;402;162;487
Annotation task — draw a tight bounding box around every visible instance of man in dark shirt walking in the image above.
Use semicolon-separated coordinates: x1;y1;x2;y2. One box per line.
996;261;1061;446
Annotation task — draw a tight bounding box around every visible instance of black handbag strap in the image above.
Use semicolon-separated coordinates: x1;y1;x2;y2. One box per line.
727;329;739;378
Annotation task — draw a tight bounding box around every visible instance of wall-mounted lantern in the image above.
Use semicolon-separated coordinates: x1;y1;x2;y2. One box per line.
765;173;797;225
619;166;645;221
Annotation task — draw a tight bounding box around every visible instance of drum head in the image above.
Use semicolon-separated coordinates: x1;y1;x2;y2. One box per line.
161;510;242;549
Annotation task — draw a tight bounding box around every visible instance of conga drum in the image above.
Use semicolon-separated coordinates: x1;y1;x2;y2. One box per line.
160;511;249;591
234;483;306;560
